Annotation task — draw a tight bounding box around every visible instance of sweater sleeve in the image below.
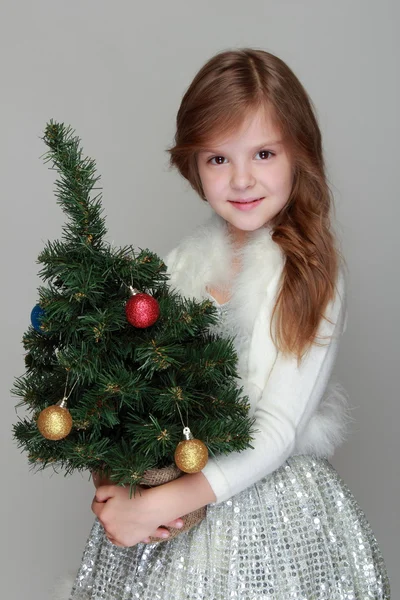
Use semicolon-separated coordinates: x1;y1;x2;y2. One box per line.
201;269;347;504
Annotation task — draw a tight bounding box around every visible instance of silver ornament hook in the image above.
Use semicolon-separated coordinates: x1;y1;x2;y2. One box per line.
183;427;194;440
57;397;69;409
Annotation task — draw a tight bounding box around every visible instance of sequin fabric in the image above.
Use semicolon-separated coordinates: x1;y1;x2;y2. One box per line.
67;297;390;599
69;456;390;599
205;293;230;333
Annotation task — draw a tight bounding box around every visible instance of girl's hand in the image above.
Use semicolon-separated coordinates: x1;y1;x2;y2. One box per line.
91;471;216;547
92;474;184;546
92;473;185;539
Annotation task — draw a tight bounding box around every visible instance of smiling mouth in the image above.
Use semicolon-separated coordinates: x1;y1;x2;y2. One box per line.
229;197;264;204
228;197;264;211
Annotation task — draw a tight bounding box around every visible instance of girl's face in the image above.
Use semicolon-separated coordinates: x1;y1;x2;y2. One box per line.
196;107;294;246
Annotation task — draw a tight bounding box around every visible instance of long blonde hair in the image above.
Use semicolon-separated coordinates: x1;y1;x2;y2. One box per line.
167;48;344;361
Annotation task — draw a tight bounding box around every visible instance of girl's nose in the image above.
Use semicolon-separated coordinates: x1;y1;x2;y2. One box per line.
230;165;256;190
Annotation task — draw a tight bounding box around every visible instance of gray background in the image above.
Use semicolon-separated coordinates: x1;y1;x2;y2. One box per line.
1;1;398;598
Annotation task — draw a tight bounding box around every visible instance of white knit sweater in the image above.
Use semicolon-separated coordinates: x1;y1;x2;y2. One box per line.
164;212;352;504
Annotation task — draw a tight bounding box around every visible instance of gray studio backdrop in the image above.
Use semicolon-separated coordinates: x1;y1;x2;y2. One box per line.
1;1;398;599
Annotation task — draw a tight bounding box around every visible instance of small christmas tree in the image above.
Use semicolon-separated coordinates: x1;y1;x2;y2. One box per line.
12;121;254;497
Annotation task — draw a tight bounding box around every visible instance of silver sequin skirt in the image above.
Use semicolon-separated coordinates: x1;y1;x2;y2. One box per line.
68;455;390;599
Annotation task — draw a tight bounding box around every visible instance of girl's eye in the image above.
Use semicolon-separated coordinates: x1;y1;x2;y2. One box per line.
208;156;227;165
207;150;274;165
256;150;274;160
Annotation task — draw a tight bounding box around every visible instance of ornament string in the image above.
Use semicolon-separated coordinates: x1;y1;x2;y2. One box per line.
175;398;192;441
63;371;79;402
175;402;187;430
111;257;139;295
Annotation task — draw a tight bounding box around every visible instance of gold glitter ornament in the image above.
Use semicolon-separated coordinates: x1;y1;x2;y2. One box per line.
37;397;73;440
174;427;208;473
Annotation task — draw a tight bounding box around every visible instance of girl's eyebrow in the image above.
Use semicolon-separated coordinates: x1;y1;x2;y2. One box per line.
200;140;283;153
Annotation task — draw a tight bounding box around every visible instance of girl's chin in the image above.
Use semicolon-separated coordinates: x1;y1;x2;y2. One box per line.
226;219;268;238
227;216;269;229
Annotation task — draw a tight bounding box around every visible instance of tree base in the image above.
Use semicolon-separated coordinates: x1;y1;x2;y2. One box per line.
141;464;207;543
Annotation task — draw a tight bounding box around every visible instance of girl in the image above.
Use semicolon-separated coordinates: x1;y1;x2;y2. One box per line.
63;48;390;599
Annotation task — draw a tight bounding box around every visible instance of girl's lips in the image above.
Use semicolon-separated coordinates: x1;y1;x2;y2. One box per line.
229;197;264;211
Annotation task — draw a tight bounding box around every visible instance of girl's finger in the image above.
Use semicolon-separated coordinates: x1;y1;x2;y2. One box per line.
151;527;171;539
165;518;184;529
141;519;185;542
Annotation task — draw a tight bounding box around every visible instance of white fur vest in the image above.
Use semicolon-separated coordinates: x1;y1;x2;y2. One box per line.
163;211;352;477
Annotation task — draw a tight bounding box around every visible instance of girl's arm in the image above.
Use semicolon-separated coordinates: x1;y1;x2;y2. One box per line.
92;472;216;547
200;267;348;503
149;471;217;518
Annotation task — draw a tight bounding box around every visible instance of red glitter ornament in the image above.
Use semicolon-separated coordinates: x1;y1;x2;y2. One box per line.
125;288;160;328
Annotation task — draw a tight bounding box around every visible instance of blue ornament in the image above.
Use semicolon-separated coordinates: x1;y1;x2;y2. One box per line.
31;304;47;333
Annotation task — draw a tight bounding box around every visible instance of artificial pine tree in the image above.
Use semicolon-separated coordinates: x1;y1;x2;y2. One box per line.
12;122;254;514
